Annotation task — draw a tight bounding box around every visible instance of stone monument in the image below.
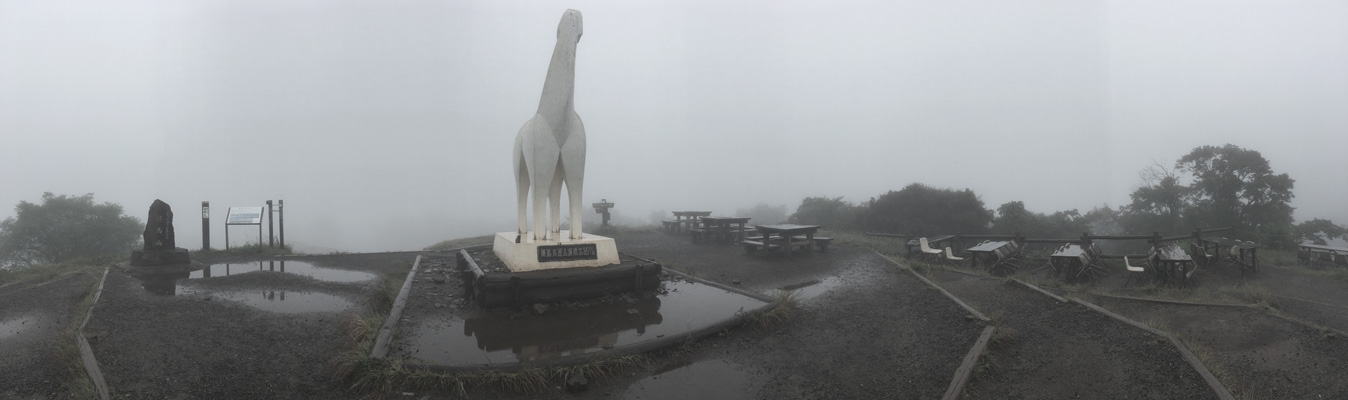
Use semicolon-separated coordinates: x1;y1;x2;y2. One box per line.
495;9;620;272
130;199;192;266
125;199;198;295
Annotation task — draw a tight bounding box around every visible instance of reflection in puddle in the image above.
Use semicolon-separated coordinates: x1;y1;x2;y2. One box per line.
191;261;376;283
622;360;754;400
0;315;39;340
177;287;354;314
401;280;768;366
781;275;846;301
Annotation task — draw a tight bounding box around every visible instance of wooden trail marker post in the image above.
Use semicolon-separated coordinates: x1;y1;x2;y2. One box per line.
592;199;614;226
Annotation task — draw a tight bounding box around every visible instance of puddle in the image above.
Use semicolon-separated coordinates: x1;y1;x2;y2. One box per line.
400;280;768;366
177;287;355;314
0;315;40;340
191;261;376;283
622;359;754;400
779;275;846;301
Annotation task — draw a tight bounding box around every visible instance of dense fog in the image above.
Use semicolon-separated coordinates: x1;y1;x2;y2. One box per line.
3;1;1345;252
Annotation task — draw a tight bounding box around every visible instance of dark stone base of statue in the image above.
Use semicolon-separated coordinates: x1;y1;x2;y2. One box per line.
130;248;192;267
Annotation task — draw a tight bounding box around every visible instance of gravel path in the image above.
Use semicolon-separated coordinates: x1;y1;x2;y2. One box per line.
1089;296;1348;399
924;269;1217;400
84;253;415;399
0;272;95;399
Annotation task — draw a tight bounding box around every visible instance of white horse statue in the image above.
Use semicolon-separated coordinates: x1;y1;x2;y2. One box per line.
514;9;585;241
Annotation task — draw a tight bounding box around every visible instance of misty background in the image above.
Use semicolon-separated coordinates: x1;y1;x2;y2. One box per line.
2;0;1345;253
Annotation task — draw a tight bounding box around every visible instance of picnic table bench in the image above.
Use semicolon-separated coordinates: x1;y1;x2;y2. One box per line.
744;224;821;258
1049;242;1104;282
693;216;752;244
1149;244;1195;286
1197;236;1260;275
966;240;1021;273
1297;243;1347;267
672;211;711;233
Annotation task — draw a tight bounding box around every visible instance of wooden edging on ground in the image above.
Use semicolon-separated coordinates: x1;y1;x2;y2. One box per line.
370;255;422;359
1069;297;1236;400
77;266;112;400
1264;311;1348;339
1009;278;1067;302
939;266;1001;281
941;325;995;400
1275;295;1348;311
1063;289;1259;309
874;252;990;322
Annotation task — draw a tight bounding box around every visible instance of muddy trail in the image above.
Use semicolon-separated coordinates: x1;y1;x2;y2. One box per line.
922;268;1216;400
1088;296;1348;399
0;272;97;399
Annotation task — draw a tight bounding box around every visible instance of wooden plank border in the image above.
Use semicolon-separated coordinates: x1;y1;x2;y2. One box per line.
941;325;996;400
1009;278;1067;303
370;255;421;359
76;266;112;400
875;251;989;322
1070;297;1235;400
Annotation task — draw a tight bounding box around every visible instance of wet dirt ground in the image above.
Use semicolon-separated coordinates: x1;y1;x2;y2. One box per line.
83;253;416;399
0;272;96;399
922;268;1216;400
943;245;1348;399
1085;296;1348;399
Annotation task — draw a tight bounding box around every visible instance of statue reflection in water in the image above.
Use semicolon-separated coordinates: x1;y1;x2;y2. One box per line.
463;295;664;363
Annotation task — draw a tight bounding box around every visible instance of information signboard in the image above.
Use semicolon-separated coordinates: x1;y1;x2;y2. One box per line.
226;207;264;225
225;206;265;249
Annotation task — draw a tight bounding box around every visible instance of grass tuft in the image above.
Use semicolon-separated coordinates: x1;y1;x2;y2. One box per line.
747;289;800;327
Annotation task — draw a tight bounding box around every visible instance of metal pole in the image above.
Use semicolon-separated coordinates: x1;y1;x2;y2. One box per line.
201;201;210;250
267;200;275;248
279;200;285;249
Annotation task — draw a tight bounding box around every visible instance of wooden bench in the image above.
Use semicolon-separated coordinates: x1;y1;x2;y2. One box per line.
689;228;709;243
662;220;680;233
741;239;781;253
792;236;835;252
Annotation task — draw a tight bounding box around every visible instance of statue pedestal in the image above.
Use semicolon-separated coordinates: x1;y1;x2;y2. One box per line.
493;231;620;272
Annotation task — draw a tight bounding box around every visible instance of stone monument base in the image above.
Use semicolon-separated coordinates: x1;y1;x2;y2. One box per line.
130;248;192;266
493;231;620;272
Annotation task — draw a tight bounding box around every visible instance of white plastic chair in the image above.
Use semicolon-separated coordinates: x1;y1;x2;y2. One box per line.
1123;256;1147;288
944;247;964;263
919;237;943;260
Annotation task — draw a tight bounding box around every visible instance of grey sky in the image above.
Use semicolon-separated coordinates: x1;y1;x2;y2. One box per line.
2;0;1345;252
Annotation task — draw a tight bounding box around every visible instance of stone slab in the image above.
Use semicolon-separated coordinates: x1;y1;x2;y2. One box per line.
493;231;619;272
130;248;191;266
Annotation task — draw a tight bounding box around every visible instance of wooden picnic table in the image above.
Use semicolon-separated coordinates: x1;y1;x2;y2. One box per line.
1298;243;1348;267
1049;242;1104;282
696;217;751;244
966;240;1020;271
1148;244;1194;285
671;211;712;232
1198;236;1259;274
747;224;820;259
905;235;955;257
